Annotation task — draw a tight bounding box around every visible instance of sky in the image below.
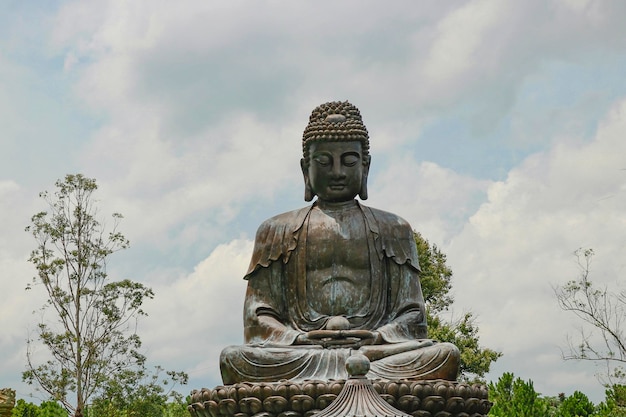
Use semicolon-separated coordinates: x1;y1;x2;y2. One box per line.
1;0;626;406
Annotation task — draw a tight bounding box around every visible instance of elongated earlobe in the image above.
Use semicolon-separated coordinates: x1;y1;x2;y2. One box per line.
359;177;368;200
301;158;315;202
304;179;314;202
359;157;370;200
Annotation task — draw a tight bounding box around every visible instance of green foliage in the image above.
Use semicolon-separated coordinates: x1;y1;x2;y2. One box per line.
415;232;501;381
23;174;186;416
486;374;626;417
542;395;562;417
11;400;66;417
39;401;67;417
488;372;549;417
488;374;601;417
11;399;40;417
88;365;188;417
163;400;190;417
428;312;502;380
9;397;188;417
414;232;453;314
596;385;626;417
86;395;189;417
557;390;595;417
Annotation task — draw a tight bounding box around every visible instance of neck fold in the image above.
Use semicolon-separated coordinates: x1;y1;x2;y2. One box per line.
315;199;358;211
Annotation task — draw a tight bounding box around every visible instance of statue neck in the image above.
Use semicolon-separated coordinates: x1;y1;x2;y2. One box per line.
315;199;359;212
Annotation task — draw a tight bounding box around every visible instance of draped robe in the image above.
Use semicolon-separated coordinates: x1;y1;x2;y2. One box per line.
220;202;459;384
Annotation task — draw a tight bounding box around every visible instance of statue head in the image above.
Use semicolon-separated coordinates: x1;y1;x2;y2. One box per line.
301;101;371;202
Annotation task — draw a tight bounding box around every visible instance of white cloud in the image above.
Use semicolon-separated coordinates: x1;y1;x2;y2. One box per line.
139;239;251;387
447;98;626;400
80;112;302;257
422;0;507;87
0;180;61;400
368;159;490;246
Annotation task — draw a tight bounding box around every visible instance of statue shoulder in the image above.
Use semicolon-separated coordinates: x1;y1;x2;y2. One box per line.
256;206;311;236
360;204;414;235
359;204;420;271
245;205;312;278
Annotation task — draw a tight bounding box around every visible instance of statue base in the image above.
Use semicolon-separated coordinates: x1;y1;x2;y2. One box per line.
188;380;491;417
0;388;15;417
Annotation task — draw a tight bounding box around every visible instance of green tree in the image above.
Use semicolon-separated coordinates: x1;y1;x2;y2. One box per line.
557;390;595;417
415;232;501;381
488;372;549;417
88;365;188;417
542;394;562;417
11;399;40;417
596;385;626;417
415;232;453;315
10;400;66;417
23;174;186;417
163;399;189;417
554;248;626;388
428;312;502;380
38;401;66;417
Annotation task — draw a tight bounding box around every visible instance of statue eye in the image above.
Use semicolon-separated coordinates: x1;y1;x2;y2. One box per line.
314;155;331;166
342;154;359;167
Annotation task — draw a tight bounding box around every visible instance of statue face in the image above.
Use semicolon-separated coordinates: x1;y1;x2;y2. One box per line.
303;141;368;203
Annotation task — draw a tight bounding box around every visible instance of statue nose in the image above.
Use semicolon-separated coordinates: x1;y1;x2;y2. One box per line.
331;161;346;178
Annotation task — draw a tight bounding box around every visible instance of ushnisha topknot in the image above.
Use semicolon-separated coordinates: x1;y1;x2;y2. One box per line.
302;101;370;162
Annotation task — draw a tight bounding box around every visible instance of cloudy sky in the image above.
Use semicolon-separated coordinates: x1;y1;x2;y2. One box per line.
2;0;626;405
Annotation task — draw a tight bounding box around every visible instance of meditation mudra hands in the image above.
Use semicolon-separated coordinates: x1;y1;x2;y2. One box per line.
294;316;383;348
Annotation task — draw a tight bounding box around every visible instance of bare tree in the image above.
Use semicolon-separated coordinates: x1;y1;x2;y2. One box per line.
24;174;154;417
555;248;626;386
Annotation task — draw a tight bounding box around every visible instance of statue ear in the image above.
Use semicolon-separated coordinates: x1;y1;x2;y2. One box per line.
301;158;315;202
359;155;370;200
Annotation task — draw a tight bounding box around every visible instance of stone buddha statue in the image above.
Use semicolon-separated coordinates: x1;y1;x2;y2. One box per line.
220;101;460;385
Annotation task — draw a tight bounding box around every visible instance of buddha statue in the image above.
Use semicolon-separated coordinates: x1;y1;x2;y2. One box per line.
220;101;460;384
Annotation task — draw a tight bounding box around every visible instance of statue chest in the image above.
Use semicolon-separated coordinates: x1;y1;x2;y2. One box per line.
303;207;371;316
